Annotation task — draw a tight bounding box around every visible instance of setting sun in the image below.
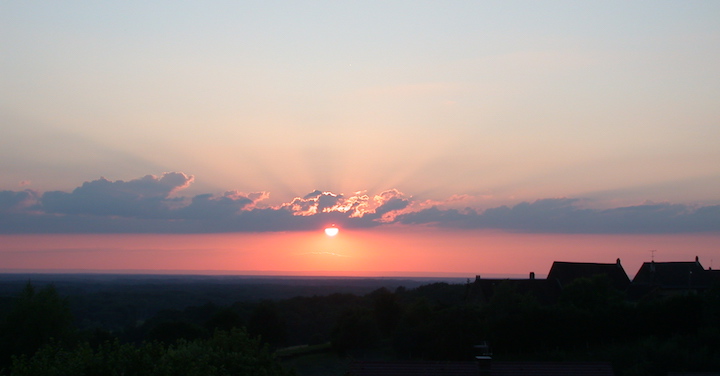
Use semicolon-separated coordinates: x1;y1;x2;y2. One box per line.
324;226;339;237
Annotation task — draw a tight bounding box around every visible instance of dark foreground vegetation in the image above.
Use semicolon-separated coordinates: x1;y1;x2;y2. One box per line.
0;274;719;376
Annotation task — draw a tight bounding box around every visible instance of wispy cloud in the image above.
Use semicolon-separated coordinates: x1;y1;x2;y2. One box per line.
298;252;352;258
0;172;718;234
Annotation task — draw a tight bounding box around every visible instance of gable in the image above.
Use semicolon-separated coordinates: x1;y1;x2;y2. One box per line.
547;261;630;290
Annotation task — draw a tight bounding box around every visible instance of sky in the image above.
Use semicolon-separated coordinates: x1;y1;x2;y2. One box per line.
1;2;719;277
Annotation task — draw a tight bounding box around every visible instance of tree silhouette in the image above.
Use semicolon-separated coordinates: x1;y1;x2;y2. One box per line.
370;287;402;336
0;282;74;367
331;307;380;355
247;300;287;348
9;328;291;376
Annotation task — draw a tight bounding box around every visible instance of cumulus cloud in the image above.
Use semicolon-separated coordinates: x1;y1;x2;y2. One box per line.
281;190;370;218
0;173;718;234
176;191;254;219
0;190;39;212
361;189;411;222
40;172;194;218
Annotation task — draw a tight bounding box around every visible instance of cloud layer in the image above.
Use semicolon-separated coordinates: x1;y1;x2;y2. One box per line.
1;172;718;234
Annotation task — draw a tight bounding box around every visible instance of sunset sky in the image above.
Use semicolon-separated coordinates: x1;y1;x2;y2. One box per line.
2;2;719;277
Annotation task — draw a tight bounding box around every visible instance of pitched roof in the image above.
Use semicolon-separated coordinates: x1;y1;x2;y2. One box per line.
547;260;630;290
632;260;710;288
347;361;615;376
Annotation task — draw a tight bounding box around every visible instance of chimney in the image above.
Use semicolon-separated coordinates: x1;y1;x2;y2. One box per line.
529;272;535;280
616;258;621;267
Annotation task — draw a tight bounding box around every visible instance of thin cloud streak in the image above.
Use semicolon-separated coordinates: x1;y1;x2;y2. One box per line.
299;252;351;258
0;173;718;234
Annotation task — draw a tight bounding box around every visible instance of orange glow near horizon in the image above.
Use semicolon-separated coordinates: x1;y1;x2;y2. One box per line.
1;229;719;278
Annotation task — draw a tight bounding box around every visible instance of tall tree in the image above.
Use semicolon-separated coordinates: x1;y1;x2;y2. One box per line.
0;283;74;366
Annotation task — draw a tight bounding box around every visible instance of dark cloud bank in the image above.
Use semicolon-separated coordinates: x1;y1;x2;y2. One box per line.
0;173;718;234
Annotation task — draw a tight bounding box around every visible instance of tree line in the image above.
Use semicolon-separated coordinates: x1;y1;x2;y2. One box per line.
1;276;720;375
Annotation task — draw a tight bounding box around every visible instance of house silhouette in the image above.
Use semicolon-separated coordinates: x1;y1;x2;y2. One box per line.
631;256;720;298
547;259;630;291
470;256;719;303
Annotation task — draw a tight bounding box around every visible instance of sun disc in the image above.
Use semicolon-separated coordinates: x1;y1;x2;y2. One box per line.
324;227;339;237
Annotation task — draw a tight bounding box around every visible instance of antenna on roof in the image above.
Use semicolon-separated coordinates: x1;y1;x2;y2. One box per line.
650;250;656;262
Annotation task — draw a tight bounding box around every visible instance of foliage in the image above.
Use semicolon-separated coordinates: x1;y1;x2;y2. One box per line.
248;300;287;348
331;307;380;355
4;277;720;376
0;283;75;368
370;287;402;337
9;329;292;376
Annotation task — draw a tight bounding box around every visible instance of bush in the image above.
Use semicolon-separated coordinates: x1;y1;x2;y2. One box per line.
9;329;292;376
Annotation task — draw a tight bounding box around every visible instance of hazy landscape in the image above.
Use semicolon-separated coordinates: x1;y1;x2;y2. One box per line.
1;267;720;375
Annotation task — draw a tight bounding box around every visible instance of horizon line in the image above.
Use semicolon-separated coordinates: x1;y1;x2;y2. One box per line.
0;268;534;279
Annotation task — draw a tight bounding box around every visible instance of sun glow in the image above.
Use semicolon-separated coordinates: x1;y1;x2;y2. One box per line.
324;226;339;237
